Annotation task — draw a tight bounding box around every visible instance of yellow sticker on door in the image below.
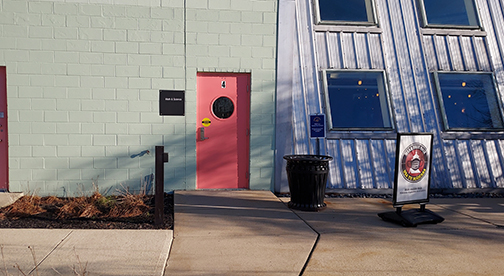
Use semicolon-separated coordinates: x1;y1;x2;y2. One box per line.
202;118;211;127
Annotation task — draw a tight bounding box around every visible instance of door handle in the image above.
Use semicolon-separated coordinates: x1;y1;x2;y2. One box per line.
199;127;209;141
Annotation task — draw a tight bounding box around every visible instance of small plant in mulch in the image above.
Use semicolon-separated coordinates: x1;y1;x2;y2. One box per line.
0;195;46;220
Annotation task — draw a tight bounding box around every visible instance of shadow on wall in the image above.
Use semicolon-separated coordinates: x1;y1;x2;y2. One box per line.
22;76;278;196
19;135;192;197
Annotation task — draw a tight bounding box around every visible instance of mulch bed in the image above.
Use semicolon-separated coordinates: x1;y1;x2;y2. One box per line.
0;193;173;230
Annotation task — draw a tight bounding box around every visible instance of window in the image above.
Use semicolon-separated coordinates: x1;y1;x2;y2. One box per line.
434;72;503;130
324;71;393;129
419;0;480;28
316;0;376;25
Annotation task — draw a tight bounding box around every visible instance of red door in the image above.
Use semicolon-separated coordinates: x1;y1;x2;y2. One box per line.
196;73;250;189
0;67;8;191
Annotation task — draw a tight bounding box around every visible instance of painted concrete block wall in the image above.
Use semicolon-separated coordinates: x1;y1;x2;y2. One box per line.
1;0;186;195
1;0;276;195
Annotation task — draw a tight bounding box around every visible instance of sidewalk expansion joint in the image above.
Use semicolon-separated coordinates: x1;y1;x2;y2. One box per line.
28;230;74;275
434;204;502;228
278;199;320;276
175;203;277;211
160;233;174;276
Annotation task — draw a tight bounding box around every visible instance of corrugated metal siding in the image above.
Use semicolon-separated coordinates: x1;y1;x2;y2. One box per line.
316;32;385;70
485;0;504;103
276;0;504;192
489;140;504;186
371;139;394;188
327;139;396;189
291;0;322;155
422;35;491;71
443;138;504;189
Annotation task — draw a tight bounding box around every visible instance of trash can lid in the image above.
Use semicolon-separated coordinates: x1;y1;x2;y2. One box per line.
283;155;333;161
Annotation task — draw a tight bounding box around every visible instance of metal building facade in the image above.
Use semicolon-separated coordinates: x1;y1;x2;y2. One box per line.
275;0;504;193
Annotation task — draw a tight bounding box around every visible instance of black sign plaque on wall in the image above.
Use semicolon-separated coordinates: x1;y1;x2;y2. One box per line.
159;90;184;116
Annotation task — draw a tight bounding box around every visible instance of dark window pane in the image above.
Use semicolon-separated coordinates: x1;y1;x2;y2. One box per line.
422;0;478;26
437;73;503;129
212;97;234;119
319;0;371;22
326;72;391;129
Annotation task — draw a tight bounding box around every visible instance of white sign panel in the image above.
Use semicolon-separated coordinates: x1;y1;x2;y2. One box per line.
394;133;433;205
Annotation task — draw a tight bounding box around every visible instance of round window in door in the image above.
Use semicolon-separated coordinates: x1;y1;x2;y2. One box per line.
212;96;234;119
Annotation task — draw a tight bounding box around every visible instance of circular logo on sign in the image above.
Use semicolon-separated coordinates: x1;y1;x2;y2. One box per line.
401;142;429;183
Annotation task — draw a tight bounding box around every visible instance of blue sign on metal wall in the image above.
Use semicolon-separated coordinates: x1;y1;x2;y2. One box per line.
310;114;325;138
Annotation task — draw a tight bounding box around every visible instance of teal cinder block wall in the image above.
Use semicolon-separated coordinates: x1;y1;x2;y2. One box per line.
0;0;277;195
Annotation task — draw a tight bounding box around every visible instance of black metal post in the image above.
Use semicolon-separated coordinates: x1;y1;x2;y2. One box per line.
395;206;402;215
155;146;168;227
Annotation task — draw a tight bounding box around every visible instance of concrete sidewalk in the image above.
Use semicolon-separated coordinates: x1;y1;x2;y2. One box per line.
167;191;504;275
0;229;172;275
285;197;504;275
165;190;317;275
0;191;503;275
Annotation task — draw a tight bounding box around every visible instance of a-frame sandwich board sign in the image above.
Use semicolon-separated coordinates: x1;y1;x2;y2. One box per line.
378;133;444;227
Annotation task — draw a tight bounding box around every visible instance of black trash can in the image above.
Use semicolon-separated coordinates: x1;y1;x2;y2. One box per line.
283;155;333;211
